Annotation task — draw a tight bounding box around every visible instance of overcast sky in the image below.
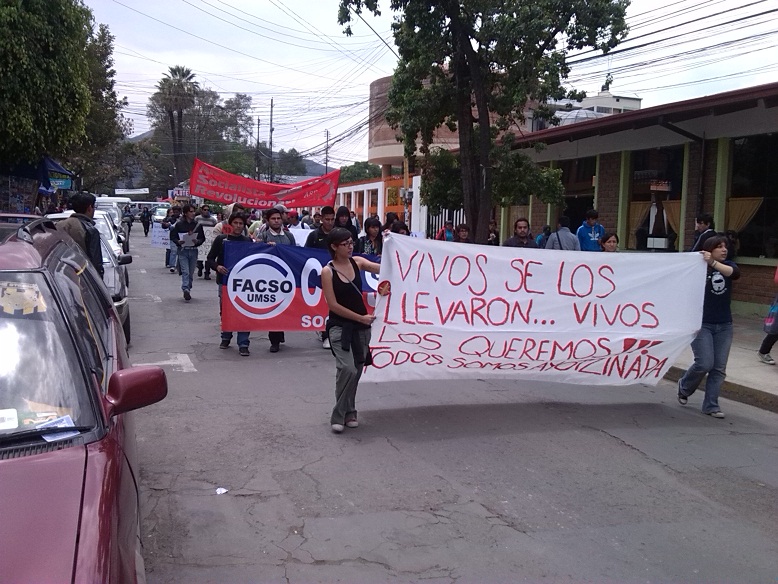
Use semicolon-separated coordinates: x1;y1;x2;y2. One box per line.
89;0;778;168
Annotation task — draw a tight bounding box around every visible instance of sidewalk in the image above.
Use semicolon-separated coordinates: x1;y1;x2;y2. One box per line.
665;314;778;413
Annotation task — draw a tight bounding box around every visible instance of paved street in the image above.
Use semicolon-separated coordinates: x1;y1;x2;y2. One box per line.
126;233;778;584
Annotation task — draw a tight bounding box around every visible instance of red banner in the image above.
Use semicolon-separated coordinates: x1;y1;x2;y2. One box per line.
189;158;339;209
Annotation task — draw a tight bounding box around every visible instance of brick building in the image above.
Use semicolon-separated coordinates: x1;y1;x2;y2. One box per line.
511;82;778;314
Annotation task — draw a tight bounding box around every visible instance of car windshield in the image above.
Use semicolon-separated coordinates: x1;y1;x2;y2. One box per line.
97;205;120;225
93;215;115;241
0;272;96;437
154;209;167;218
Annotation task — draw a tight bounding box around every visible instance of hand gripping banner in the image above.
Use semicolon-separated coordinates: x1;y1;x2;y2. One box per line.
361;235;706;385
221;241;379;331
189;158;339;209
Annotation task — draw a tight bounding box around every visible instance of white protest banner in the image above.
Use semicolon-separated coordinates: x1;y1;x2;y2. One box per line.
363;235;706;386
150;223;169;249
198;226;216;260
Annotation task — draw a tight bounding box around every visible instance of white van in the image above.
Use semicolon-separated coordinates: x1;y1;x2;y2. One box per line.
96;195;132;207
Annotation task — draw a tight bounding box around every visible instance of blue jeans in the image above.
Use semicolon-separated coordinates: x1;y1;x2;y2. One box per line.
178;247;198;291
168;241;179;269
221;330;250;348
217;286;249;347
679;322;733;413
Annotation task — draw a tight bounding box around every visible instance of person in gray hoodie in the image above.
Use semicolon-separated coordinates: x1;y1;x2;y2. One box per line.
545;216;581;251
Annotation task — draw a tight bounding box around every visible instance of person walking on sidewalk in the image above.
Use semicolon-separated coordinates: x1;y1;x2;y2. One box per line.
258;207;295;353
677;235;740;419
207;212;252;356
757;264;778;365
170;204;205;302
321;227;380;433
195;204;217;280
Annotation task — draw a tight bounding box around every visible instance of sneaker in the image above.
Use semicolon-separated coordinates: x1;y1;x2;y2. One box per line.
197;268;203;277
239;346;250;357
269;343;279;353
169;268;176;273
757;352;776;365
219;340;230;349
183;290;191;301
677;380;687;405
705;411;725;419
331;423;344;433
345;417;358;428
322;338;331;349
204;275;212;280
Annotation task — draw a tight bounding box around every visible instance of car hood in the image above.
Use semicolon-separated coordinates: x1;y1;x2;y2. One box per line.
0;445;86;582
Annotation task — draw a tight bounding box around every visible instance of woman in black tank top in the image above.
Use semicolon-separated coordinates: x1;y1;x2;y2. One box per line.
321;228;380;434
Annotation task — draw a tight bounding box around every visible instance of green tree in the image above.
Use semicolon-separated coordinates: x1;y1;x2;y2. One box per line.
0;0;92;165
338;0;628;242
276;148;307;177
63;23;132;193
147;84;255;183
339;161;382;184
148;66;199;184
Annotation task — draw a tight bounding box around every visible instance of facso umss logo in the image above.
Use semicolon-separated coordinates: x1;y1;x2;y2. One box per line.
227;254;296;319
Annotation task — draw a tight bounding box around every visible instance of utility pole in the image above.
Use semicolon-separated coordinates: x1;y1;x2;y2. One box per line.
254;117;261;180
324;129;329;174
269;98;275;183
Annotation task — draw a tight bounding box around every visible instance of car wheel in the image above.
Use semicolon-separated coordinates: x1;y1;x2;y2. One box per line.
123;310;131;345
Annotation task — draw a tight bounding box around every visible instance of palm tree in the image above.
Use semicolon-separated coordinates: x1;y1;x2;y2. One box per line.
155;66;199;185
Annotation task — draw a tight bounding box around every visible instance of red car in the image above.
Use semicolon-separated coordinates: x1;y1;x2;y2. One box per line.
0;218;167;583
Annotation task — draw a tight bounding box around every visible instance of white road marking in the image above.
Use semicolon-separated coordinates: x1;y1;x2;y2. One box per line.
135;353;197;373
129;294;162;303
138;269;147;273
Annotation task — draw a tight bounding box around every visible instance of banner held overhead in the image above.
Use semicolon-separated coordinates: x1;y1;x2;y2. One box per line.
189;158;339;209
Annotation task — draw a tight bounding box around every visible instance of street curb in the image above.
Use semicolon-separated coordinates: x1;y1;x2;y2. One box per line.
664;366;778;415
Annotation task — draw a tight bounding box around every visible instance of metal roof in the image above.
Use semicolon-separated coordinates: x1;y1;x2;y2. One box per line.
514;82;778;162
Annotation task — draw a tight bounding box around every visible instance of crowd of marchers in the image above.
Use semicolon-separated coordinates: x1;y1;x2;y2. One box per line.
148;200;775;425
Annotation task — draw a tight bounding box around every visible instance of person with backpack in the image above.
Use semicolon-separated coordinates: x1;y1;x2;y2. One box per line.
56;192;104;278
545;217;581;250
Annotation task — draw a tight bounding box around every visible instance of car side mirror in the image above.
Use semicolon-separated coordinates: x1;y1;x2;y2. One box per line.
118;254;132;265
105;366;167;417
117;233;125;243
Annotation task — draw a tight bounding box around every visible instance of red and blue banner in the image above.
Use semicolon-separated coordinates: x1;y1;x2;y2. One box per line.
221;241;379;331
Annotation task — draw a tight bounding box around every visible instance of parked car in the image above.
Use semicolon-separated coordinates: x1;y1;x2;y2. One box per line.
152;207;169;224
96;201;129;251
99;236;133;343
0;218;167;583
47;210;130;286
